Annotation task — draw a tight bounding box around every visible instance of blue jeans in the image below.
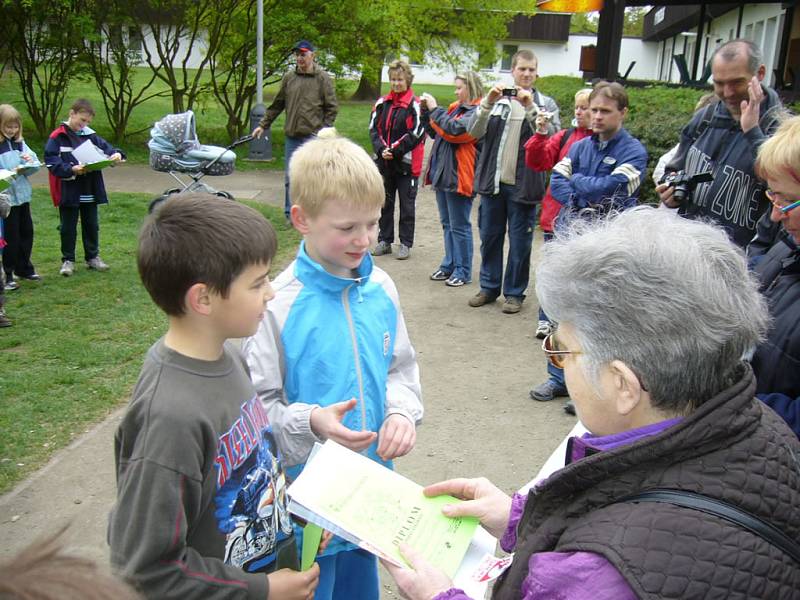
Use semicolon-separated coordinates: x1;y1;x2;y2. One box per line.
284;135;312;217
538;231;555;323
477;184;536;299
435;190;473;281
314;549;379;600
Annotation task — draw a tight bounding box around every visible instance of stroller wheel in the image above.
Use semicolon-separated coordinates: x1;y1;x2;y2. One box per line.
215;191;235;200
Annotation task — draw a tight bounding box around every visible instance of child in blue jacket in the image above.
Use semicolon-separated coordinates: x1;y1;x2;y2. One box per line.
0;104;41;288
245;129;423;600
44;99;124;277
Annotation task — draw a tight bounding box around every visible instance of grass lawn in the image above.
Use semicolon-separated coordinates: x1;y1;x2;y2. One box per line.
0;69;460;170
0;188;300;493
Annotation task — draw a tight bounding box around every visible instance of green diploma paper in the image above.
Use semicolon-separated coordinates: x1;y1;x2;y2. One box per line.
288;441;479;577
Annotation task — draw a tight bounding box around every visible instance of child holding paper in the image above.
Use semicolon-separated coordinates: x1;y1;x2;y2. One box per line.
245;128;423;600
109;193;320;599
0;104;41;288
44;99;124;277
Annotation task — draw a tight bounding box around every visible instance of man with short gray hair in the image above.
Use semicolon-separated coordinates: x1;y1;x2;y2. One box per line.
656;39;783;248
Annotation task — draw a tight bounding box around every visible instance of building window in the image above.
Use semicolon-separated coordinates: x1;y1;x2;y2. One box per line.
128;27;143;55
501;45;518;71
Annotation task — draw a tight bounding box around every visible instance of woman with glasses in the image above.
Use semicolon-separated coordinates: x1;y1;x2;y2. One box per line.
383;207;800;599
749;115;800;438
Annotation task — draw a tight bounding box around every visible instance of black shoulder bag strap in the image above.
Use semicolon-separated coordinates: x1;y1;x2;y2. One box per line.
558;127;576;155
621;488;800;564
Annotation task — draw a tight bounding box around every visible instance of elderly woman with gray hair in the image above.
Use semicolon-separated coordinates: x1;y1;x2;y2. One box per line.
384;207;800;599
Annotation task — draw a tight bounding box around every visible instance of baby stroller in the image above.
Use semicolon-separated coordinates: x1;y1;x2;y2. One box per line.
148;110;252;200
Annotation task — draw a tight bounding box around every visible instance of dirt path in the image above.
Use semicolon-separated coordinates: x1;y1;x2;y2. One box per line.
0;165;576;593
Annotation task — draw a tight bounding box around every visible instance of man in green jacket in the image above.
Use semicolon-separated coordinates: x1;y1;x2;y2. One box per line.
252;40;338;220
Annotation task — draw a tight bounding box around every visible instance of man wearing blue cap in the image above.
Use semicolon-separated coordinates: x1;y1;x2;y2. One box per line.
252;40;339;220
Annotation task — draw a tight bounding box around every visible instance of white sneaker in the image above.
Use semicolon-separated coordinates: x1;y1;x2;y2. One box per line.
535;320;553;339
60;260;75;277
86;256;109;271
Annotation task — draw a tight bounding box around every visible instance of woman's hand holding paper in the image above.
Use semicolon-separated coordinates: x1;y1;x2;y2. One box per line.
382;543;453;600
424;478;512;540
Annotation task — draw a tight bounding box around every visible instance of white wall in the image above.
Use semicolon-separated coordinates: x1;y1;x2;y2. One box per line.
141;26;207;70
385;34;660;86
651;4;785;85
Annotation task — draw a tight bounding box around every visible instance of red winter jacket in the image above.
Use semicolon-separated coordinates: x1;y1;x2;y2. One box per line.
524;126;592;232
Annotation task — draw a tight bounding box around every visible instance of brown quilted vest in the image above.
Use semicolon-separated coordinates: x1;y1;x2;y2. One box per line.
493;366;800;600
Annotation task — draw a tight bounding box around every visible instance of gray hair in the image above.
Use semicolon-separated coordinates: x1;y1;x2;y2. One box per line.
712;39;763;75
535;207;768;412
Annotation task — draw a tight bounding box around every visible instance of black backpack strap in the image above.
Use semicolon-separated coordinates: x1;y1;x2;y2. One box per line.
691;102;716;142
620;488;800;564
558;128;575;155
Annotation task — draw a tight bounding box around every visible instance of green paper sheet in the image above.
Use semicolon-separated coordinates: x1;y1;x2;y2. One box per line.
288;441;479;577
82;159;115;172
301;523;323;571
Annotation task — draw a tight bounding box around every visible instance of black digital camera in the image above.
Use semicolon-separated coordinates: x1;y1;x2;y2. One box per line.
660;170;714;203
502;87;518;97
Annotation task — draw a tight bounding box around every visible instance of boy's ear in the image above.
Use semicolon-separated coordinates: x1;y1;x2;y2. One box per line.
291;204;311;235
185;282;213;316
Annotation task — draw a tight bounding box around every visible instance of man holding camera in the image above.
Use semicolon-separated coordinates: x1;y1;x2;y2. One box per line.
656;39;783;248
467;49;559;314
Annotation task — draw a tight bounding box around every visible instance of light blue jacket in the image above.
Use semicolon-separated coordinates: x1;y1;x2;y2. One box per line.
244;242;423;556
0;138;40;205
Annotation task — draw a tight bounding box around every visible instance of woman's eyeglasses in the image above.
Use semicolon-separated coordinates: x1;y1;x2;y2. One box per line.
765;189;800;215
541;333;581;369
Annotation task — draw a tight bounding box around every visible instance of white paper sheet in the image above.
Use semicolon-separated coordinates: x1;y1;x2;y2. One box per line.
72;140;108;165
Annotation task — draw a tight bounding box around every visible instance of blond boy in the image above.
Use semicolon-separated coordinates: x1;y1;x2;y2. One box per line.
244;130;423;599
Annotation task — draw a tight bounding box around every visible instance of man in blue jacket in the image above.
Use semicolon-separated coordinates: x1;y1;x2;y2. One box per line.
535;81;647;405
550;81;647;217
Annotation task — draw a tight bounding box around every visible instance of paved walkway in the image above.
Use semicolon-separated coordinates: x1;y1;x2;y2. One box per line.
26;162;287;206
1;162;573;588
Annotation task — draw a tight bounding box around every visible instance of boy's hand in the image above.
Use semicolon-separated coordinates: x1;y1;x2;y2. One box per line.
110;152;123;162
267;564;320;600
309;398;377;452
377;414;416;461
72;164;86;175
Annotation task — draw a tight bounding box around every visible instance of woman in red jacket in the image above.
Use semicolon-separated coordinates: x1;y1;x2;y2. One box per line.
524;88;591;408
369;60;425;260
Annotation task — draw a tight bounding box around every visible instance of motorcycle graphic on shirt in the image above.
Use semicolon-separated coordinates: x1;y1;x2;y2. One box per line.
214;396;294;572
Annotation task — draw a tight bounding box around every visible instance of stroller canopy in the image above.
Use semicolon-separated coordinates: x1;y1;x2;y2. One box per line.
148;110;235;174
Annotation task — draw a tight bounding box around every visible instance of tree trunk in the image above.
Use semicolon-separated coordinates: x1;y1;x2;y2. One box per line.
351;65;382;101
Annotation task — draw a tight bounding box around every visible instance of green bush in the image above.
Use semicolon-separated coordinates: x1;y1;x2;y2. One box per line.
539;77;710;203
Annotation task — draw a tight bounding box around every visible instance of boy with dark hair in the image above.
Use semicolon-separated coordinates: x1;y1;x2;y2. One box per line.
244;129;423;600
45;98;124;276
109;193;320;599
